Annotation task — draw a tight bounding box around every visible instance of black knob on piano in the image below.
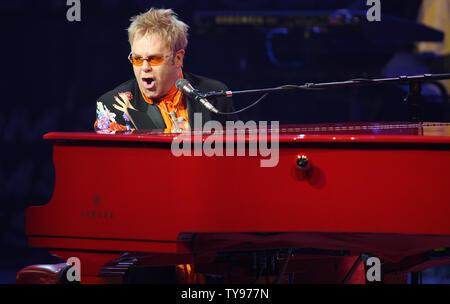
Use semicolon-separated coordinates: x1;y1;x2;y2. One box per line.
296;154;311;172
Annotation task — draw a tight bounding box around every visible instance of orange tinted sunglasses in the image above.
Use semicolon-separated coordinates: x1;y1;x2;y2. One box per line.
128;52;173;66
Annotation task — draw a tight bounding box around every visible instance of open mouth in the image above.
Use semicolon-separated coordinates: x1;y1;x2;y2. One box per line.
142;77;155;89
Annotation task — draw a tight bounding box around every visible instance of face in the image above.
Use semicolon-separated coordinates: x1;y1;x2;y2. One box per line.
131;33;185;100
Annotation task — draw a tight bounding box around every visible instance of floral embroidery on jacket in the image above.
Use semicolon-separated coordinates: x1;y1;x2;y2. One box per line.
123;112;131;122
95;90;137;133
95;101;128;132
96;101;116;130
112;91;136;130
118;91;133;101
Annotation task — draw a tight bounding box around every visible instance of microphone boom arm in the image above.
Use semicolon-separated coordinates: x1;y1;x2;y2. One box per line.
202;73;450;98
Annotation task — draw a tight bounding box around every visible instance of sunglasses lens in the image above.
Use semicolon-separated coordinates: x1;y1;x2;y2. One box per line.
149;55;165;66
130;55;168;66
131;56;144;66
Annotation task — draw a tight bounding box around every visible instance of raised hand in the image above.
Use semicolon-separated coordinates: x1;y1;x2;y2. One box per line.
112;92;137;129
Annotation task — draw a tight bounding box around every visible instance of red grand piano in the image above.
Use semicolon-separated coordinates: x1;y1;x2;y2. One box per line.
17;122;450;284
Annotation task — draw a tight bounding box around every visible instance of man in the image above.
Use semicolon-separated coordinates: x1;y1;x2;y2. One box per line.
93;8;239;284
95;8;236;133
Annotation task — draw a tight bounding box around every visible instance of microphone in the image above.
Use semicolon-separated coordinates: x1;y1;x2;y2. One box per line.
175;79;219;113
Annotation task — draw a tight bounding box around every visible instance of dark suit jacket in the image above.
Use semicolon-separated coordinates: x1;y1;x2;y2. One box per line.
96;72;237;130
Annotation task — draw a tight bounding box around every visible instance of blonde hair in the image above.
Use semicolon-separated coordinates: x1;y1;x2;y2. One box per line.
128;8;189;51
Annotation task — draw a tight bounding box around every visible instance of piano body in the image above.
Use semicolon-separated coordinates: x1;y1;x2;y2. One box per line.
18;122;450;283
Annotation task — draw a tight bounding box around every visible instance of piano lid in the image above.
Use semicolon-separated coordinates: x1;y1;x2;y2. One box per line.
43;122;450;144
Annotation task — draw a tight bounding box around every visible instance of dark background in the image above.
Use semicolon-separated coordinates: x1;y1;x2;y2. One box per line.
1;0;449;283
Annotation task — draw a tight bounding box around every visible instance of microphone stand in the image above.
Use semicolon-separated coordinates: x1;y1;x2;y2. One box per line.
202;73;450;123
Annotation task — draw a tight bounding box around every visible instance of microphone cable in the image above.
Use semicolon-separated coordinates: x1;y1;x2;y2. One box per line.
215;84;324;115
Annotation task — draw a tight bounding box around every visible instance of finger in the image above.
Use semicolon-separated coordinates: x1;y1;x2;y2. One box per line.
113;102;127;109
112;103;124;112
114;96;125;107
118;93;129;103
